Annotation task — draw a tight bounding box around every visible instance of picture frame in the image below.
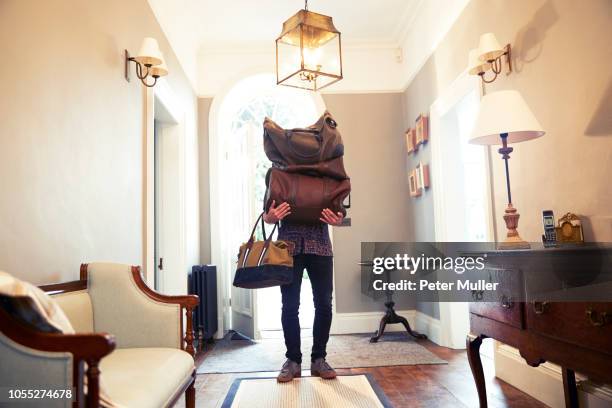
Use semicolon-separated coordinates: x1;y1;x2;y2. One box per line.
409;169;422;197
405;128;417;154
416;162;430;189
415;114;429;146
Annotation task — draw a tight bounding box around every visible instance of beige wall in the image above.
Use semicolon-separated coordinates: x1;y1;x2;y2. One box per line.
403;0;612;243
0;0;198;284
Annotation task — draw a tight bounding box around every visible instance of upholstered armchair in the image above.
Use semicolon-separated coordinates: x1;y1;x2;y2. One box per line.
0;262;199;408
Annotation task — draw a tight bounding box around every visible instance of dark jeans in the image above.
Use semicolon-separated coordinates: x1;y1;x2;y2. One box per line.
280;254;333;364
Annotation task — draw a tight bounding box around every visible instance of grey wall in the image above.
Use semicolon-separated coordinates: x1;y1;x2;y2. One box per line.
0;0;197;284
322;93;416;313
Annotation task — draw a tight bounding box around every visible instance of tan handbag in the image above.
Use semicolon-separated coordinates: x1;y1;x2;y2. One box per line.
233;213;294;289
263;111;344;166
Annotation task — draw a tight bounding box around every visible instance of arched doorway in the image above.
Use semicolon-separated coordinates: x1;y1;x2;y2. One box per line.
209;73;325;339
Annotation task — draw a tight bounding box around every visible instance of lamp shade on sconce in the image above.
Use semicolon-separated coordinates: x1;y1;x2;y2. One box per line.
468;48;491;75
478;33;505;62
470;90;545;145
150;54;168;77
134;37;163;66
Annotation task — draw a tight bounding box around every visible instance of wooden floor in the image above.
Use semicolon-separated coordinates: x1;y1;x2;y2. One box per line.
179;338;547;408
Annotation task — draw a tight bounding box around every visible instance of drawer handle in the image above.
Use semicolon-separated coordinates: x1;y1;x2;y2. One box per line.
586;308;610;327
533;301;548;315
500;296;513;309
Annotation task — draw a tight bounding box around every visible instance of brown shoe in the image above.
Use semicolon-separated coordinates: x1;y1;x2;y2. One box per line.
277;359;301;383
310;358;337;379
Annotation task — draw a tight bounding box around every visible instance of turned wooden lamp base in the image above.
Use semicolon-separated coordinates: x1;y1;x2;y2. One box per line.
498;203;530;250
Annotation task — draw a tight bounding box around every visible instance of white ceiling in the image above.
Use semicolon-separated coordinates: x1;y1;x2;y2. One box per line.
192;0;421;49
148;0;470;94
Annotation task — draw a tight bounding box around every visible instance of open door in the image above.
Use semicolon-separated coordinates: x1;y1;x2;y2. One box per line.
153;94;182;295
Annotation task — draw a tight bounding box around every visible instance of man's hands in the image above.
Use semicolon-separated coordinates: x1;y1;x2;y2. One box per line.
264;202;344;226
320;208;344;226
263;200;291;224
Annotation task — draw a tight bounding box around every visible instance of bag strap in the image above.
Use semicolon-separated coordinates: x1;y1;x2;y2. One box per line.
244;212;280;267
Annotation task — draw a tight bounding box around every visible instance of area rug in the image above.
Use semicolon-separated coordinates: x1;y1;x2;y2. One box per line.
198;332;446;374
220;374;392;408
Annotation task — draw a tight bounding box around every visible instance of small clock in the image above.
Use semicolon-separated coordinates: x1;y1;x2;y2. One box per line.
555;213;584;243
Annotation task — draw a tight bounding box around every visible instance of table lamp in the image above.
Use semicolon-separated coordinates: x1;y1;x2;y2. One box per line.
470;90;545;249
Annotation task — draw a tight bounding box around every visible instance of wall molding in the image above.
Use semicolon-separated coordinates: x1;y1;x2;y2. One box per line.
495;344;612;407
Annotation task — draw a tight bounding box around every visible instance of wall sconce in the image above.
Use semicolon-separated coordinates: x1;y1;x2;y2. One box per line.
125;37;168;87
468;33;512;84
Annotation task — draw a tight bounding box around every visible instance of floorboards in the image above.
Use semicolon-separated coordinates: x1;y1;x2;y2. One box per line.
177;337;548;408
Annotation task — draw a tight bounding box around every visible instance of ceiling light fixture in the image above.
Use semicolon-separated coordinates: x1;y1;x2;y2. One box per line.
275;0;343;91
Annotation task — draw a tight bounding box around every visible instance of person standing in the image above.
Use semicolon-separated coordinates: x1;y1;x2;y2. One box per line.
263;200;344;382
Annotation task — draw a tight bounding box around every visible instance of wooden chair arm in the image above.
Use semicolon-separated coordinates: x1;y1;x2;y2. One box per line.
0;308;115;408
130;266;199;357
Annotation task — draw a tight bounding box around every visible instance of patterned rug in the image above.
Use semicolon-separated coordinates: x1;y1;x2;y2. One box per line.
221;374;392;408
198;332;446;374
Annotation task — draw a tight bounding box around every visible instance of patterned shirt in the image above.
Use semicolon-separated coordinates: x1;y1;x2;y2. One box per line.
278;221;333;257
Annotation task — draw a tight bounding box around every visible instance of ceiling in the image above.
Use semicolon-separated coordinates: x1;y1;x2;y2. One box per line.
193;0;422;49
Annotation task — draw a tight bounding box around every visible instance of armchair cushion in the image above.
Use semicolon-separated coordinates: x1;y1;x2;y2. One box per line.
0;271;74;333
87;263;182;349
99;348;194;408
52;290;94;333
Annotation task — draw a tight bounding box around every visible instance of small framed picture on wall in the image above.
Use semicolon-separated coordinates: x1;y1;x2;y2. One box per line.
406;128;417;154
409;169;422;197
415;114;429;145
416;162;430;189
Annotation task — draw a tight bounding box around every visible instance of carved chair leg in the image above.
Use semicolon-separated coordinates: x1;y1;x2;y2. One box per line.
466;334;488;408
86;359;101;408
562;368;579;408
185;375;196;408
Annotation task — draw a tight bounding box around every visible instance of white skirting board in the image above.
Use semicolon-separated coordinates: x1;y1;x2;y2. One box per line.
330;310;441;345
495;344;612;408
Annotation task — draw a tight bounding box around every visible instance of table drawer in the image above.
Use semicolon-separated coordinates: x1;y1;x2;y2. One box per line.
526;302;612;355
469;266;524;328
470;301;523;328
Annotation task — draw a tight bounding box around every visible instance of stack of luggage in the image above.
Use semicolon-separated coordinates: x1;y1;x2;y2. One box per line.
263;111;351;224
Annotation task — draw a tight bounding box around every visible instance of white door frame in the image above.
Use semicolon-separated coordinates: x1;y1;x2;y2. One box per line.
143;80;188;294
429;71;495;349
208;70;327;339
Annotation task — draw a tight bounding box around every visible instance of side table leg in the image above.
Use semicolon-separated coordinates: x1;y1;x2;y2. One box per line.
562;367;579;408
467;334;488;408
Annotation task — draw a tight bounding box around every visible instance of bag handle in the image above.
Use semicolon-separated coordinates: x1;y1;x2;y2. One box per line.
243;212;280;267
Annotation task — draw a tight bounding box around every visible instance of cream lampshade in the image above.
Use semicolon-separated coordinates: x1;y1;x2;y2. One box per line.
478;33;505;62
150;54;168;78
468;48;491;75
134;37;163;66
470;90;545;250
470;90;545;145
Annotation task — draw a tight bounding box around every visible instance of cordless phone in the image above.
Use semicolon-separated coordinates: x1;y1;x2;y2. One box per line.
542;210;557;247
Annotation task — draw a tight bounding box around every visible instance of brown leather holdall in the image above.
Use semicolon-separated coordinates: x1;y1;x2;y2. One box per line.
264;168;351;224
263;111;344;166
279;155;348;180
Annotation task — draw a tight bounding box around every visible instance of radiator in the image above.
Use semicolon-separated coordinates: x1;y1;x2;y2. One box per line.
188;265;218;348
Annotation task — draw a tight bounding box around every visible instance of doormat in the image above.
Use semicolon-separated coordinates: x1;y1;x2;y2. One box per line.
220;374;392;408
